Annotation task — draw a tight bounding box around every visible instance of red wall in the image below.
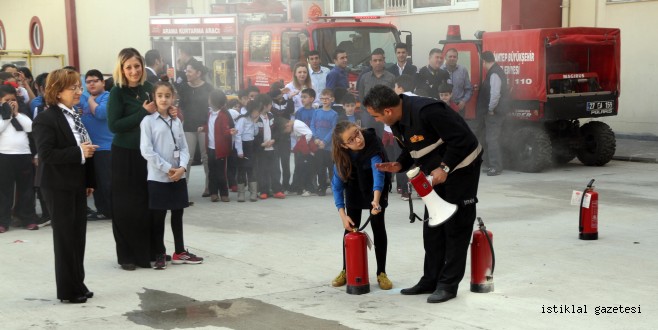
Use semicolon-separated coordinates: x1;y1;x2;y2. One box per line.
501;0;562;31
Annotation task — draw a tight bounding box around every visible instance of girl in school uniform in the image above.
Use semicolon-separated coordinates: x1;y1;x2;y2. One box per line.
140;81;203;270
234;100;261;202
330;121;393;290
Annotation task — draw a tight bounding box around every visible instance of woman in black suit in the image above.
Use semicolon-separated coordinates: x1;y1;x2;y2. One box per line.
32;68;98;304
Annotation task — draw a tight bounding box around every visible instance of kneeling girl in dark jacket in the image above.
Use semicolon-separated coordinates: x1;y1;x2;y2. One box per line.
330;121;393;290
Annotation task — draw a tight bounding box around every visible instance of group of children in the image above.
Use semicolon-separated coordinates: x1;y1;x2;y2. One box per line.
206;83;364;200
136;81;365;269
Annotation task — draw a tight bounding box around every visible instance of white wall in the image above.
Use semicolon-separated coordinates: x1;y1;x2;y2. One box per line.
76;0;151;75
568;0;658;136
0;0;69;75
0;0;151;77
391;1;501;68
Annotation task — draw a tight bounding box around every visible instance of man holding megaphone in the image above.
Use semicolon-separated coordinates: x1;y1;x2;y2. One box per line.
364;85;482;304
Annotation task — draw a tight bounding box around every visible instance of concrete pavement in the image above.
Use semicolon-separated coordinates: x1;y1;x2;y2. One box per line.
614;135;658;163
1;149;658;329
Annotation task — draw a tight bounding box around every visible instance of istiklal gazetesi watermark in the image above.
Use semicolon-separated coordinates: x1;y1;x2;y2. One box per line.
542;304;641;315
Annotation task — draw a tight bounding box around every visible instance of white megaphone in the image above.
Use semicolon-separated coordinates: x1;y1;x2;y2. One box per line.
406;167;458;227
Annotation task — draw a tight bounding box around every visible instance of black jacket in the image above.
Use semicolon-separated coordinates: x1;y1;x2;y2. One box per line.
477;63;509;116
343;128;391;209
32;105;95;191
415;65;449;98
391;95;481;203
392;95;479;172
146;68;159;84
386;62;418;77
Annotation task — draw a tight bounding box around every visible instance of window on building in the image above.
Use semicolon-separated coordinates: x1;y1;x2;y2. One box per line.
413;0;477;10
333;0;477;14
355;0;385;13
413;0;450;9
32;24;41;49
606;0;657;2
29;16;44;55
249;31;271;63
334;0;351;12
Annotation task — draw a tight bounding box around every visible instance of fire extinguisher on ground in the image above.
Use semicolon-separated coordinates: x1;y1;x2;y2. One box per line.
344;216;373;295
471;217;495;293
579;179;598;240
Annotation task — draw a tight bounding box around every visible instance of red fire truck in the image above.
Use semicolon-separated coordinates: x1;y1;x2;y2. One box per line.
440;26;620;172
149;13;409;94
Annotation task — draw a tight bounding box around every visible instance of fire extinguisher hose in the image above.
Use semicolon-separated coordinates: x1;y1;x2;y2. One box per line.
477;217;495;275
356;215;373;232
482;226;495;275
579;179;596;233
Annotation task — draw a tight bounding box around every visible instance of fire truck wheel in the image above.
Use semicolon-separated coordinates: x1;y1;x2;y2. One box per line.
576;121;616;166
506;126;552;173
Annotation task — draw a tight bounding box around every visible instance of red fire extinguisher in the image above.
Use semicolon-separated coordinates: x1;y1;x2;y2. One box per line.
471;217;494;293
344;216;372;295
579;179;598;240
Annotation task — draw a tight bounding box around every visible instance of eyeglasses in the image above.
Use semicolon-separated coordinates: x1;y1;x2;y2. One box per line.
85;79;101;84
319;97;332;100
67;85;83;92
344;129;362;145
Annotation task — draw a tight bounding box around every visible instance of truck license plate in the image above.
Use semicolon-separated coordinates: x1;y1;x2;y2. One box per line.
586;101;614;115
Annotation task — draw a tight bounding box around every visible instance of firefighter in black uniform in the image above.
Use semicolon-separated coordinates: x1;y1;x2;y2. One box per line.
363;85;482;303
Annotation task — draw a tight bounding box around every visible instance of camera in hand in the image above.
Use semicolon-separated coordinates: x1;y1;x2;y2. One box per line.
0;102;12;120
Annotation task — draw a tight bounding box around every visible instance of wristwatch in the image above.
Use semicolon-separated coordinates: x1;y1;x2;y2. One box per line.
439;164;450;174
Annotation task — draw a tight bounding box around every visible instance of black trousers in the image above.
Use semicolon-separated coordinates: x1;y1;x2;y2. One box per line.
418;159;481;294
274;144;291;190
258;150;282;194
111;145;151;268
341;208;388;275
314;149;332;190
0;153;37;227
92;150;112;217
42;187;89;300
207;148;229;197
151;209;185;255
227;149;238;188
291;152;314;193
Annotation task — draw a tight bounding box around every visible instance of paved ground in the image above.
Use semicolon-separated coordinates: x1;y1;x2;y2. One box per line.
1;136;658;329
614;136;658;163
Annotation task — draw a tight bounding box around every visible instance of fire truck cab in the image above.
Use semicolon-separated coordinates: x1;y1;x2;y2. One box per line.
440;26;620;172
149;15;407;94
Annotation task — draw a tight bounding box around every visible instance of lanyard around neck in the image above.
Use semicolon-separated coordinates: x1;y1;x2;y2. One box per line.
158;115;178;149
